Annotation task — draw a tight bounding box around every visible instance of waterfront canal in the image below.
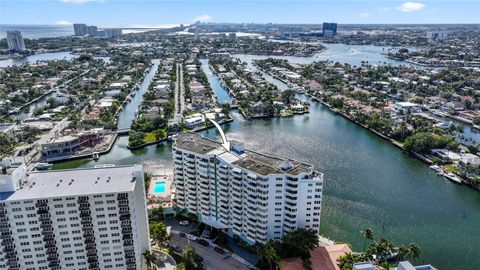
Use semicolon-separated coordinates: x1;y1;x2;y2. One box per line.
46;47;480;269
117;59;160;129
0;51;111;68
10;91;58;121
0;51;76;67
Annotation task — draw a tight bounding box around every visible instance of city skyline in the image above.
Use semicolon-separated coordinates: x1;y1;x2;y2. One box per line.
1;0;479;25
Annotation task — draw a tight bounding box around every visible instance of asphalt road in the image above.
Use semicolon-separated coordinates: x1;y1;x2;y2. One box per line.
169;232;251;270
170;63;184;126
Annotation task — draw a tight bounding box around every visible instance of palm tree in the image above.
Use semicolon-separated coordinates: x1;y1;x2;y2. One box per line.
256;241;280;270
396;245;409;264
405;243;421;262
367;238;395;263
143;250;157;270
337;252;366;270
361;228;374;251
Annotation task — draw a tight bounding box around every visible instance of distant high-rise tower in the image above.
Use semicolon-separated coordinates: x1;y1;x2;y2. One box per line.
103;28;123;38
73;23;88;36
427;31;448;40
322;22;337;38
6;30;26;51
86;25;98;36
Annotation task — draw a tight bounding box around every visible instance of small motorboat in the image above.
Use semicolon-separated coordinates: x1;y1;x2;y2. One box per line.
429;165;442;174
34;163;53;170
443;172;462;184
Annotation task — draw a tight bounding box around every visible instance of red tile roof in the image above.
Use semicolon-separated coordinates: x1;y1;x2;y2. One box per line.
280;244;351;270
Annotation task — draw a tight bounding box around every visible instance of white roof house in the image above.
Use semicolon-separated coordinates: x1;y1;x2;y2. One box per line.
460;153;480;165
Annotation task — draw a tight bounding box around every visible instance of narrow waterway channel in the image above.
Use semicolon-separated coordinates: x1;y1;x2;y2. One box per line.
9;91;58;121
49;48;479;269
117;59;160;129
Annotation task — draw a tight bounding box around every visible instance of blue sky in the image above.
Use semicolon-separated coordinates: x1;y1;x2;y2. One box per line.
1;0;479;25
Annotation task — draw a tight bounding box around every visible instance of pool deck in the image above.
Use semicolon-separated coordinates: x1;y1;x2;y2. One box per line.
147;175;174;209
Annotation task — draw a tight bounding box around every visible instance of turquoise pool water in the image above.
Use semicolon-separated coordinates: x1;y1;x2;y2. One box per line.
153;181;166;193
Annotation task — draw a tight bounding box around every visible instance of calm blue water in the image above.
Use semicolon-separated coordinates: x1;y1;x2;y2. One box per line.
0;52;77;68
153;181;167;193
199;58;232;104
0;25;73;39
117;59;160;129
234;44;409;68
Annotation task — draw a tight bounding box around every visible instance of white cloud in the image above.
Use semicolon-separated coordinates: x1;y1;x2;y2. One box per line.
396;2;426;12
60;0;103;4
359;12;370;18
54;20;73;25
193;14;212;23
377;7;392;12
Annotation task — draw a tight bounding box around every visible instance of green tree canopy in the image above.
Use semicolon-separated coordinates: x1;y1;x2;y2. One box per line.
149;206;164;222
149;221;168;245
403;132;455;153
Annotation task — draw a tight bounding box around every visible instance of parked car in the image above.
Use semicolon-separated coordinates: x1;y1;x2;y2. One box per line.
197;239;209;246
172;245;182;252
179;220;190;226
187;234;198;241
179;232;186;237
201;230;212;239
214;246;226;254
194;254;203;263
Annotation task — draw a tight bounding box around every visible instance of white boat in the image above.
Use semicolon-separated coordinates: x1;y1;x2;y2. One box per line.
94;164;115;168
429;165;442;174
443;172;463;184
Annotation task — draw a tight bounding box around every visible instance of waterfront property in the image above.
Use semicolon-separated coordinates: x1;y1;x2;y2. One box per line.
172;121;323;244
352;261;438;270
40;128;108;162
281;244;351;270
0;164;150;270
40;135;82;158
30;42;480;269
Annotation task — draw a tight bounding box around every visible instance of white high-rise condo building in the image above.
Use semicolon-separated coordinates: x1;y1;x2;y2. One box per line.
0;164;150;270
86;26;98;36
103;28;123;38
172;122;323;244
73;24;88;36
6;30;26;51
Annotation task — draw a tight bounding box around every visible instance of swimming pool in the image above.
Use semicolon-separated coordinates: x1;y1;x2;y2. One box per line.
153;181;166;193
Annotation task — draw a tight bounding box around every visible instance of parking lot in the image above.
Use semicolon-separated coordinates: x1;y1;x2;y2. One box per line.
164;219;253;270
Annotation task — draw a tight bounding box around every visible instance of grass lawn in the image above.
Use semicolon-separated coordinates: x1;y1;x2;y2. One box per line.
143;128;167;143
445;164;460;174
143;131;157;143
